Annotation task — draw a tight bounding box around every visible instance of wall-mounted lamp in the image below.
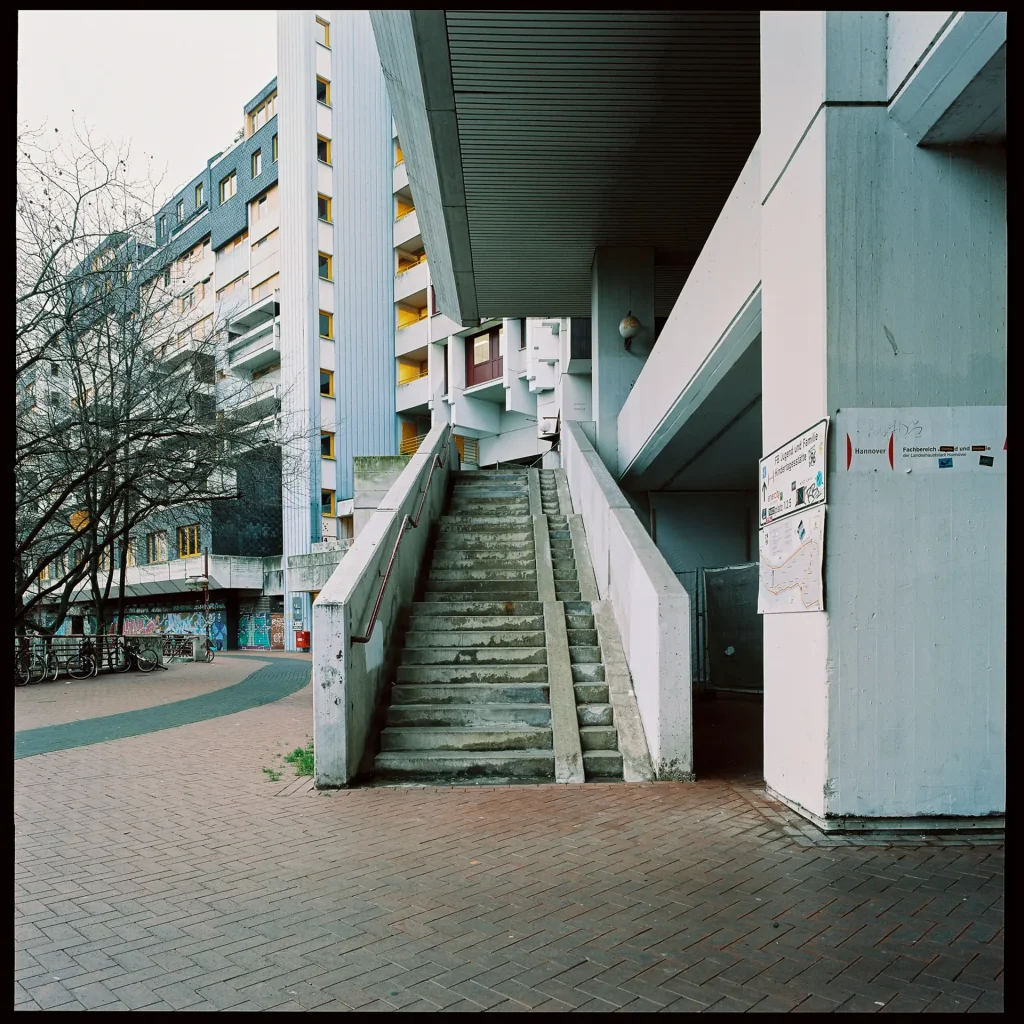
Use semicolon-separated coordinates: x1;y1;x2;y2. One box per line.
619;311;641;351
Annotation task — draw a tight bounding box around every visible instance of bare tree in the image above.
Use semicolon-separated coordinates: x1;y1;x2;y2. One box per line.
16;123;304;634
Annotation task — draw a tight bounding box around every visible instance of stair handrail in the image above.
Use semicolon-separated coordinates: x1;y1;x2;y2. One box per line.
350;425;453;646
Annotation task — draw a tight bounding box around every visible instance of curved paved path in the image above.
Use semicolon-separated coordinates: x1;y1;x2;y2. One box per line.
14;659;311;760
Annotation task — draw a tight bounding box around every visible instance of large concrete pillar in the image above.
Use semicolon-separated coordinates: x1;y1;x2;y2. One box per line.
591;247;655;472
761;12;1005;823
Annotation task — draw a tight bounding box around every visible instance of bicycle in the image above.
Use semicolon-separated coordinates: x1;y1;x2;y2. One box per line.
108;635;160;673
201;633;215;663
67;638;99;680
15;642;46;686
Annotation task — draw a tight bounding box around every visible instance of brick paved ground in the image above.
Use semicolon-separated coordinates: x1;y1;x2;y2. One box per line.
14;672;1003;1012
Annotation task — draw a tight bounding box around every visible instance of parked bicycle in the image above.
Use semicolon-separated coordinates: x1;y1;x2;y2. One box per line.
15;639;46;686
107;635;160;674
67;637;99;680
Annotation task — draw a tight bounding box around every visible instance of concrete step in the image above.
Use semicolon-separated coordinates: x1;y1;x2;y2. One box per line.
571;663;605;683
396;664;548;684
564;601;594;615
425;579;539;593
552;557;577;570
411;601;543;616
431;552;537;568
380;726;553;752
448;502;531;514
439;516;533;528
401;646;547;667
567;628;599;645
566;614;595;630
424;591;540;603
373;750;555;782
579;725;619;751
574;682;610;703
386;704;552;728
576;703;614;727
404;630;546;648
410;614;544;632
568;646;602;664
583;749;624;780
428;569;537;582
391;683;550;705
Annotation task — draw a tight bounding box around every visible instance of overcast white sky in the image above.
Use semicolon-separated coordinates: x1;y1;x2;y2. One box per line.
18;10;278;200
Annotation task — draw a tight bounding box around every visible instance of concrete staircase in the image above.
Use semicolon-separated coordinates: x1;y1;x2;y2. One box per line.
372;465;637;784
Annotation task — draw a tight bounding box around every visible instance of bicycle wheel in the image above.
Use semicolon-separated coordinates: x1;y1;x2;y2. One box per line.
46;652;60;682
26;655;47;684
204;642;215;663
66;654;95;680
108;640;131;673
15;656;30;686
136;647;159;673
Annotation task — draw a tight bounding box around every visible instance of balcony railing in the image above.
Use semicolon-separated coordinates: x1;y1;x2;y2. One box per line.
399;433;427;456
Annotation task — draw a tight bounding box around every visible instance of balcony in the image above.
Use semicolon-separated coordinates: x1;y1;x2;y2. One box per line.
227;319;280;373
395;316;429;357
393;160;409;192
223;378;281;424
396;372;430;414
393;209;420;248
394;259;428;303
152;333;207;370
227;290;278;335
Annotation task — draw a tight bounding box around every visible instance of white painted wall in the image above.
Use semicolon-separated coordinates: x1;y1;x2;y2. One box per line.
562;421;692;779
617;143;762;480
887;11;955;99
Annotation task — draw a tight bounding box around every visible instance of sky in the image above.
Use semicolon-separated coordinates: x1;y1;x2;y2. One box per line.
18;11;278;201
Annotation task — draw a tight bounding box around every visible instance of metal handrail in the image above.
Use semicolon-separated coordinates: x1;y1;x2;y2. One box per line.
350;427;453;646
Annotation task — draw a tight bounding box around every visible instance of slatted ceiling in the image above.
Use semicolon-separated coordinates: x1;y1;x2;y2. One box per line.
437;9;759;317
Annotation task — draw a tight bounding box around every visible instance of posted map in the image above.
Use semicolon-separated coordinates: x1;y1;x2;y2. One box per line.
758;505;825;613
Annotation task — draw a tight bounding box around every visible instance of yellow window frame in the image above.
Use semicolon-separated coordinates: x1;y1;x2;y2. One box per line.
321;489;336;517
317;76;331;106
317;193;332;223
177;523;201;559
321;431;335;460
319;310;333;338
316;16;330;47
317;135;331;165
320;369;335;397
318;252;332;281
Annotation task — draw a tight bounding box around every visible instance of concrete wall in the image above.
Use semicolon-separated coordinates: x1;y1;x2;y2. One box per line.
650;493;755;574
353;455;411;536
887;11;955;99
617;143;761;482
761;11;1006;820
312;424;452;786
562;421;692;779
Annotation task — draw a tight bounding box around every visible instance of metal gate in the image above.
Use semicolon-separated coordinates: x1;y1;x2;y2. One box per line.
703;563;762;693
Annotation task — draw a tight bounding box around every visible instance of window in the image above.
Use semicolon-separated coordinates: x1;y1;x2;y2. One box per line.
219;171;237;203
321;489;335;517
320;369;334;397
254;193;267;220
163;268;171;288
251;273;279;303
315;16;329;46
316;77;330;106
196;182;204;207
319;310;333;338
431;286;439;316
147;531;168;564
176;199;184;223
321;431;335;459
50;361;59;376
158;215;166;238
272;133;278;162
318;252;332;281
520;317;528;349
465;326;503;387
317;194;332;222
394;138;404;166
317;135;331;164
248;91;277;135
216;274;247;301
177;524;201;559
125;538;137;568
252;149;262;177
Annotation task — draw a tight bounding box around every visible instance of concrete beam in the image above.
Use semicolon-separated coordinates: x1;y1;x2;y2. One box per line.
543;602;585;784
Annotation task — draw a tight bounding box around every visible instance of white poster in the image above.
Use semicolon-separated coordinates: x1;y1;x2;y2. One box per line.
758;505;825;614
759;419;828;527
840;406;1006;475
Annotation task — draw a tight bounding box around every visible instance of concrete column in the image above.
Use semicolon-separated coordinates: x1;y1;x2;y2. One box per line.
761;12;1005;823
590;247;654;473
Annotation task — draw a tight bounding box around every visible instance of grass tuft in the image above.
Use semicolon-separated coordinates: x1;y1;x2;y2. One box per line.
283;740;315;776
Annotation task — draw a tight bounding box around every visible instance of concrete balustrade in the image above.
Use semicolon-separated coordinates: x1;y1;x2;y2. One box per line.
312;423;452;786
561;420;693;780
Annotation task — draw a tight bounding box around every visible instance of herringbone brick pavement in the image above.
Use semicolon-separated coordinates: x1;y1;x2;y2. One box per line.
14;680;1003;1011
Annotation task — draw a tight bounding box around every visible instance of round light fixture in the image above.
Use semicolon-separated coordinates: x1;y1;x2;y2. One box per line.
619;313;641;340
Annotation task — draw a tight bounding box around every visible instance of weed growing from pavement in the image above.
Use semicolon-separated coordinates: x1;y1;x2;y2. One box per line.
261;767;282;782
284;740;314;776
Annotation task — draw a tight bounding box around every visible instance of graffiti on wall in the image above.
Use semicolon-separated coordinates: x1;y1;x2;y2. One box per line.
238;612;285;650
120;608;228;650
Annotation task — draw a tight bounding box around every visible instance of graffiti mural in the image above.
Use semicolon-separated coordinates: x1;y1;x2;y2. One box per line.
270;613;285;650
119;606;228;650
239;612;272;650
